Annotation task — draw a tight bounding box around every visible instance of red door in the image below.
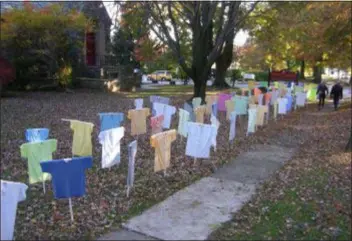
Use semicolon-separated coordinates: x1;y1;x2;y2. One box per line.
86;32;96;66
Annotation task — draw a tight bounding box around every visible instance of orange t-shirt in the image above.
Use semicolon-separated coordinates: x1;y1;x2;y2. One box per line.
128;108;150;136
150;130;177;172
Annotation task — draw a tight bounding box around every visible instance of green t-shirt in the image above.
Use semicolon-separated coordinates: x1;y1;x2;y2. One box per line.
307;88;317;101
20;139;57;184
259;81;268;88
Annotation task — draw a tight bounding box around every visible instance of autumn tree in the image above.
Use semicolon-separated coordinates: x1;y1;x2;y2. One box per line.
1;2;90;89
245;2;351;83
139;2;257;101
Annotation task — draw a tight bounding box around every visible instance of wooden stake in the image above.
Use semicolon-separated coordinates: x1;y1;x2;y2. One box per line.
42;180;46;194
68;198;74;222
126;186;130;198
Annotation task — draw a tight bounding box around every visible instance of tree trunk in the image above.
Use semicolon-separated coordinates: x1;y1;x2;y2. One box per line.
213;59;230;88
119;65;135;91
193;76;207;103
300;60;305;79
313;65;322;83
213;36;233;88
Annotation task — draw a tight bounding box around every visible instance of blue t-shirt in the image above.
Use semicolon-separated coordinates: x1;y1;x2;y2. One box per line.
40;156;92;199
212;103;218;117
25;128;49;142
286;95;292;111
99;113;124;132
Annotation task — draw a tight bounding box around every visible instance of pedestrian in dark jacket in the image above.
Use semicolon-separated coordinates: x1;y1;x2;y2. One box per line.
330;82;343;110
316;81;329;110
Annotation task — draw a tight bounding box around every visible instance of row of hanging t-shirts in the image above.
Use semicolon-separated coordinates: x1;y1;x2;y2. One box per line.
2;89;308;239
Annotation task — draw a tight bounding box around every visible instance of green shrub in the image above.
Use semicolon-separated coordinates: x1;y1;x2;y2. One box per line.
226;69;243;79
253;71;269;81
56;65;73;88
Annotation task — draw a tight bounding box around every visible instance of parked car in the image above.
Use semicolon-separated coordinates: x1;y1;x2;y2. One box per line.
147;70;172;83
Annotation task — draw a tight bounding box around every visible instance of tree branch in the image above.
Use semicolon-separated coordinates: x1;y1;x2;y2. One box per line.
145;3;193;78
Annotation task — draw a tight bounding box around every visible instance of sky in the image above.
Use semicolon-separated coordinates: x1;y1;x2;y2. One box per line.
102;1;249;47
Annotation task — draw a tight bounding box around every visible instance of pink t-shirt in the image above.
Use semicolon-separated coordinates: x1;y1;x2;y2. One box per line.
217;93;232;111
150;115;164;134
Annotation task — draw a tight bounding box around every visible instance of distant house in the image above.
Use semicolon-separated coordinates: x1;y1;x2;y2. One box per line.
324;67;351;81
1;1;115;77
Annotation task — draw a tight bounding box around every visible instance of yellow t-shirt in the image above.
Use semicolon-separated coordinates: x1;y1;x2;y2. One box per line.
194;105;207;123
256;105;268;126
273;101;278;119
249;104;258;109
205;96;218;115
70;120;94;156
248;80;256;90
150;130;177;172
249;95;256;105
128;108;150;136
225;100;235;120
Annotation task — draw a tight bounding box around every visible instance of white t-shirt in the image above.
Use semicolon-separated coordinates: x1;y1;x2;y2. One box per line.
98;127;125;168
295;92;306;107
210;114;220;131
1;180;28;241
229;111;237;141
270;90;280;106
134;98;143;109
127;140;137;187
258;94;264;105
247;108;257;134
277;98;288;114
153;103;176;129
185;122;218;158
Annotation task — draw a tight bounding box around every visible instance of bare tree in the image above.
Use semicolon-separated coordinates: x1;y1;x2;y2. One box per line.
142;1;258;101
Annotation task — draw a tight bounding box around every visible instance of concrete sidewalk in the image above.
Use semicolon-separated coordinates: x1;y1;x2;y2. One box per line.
98;144;295;240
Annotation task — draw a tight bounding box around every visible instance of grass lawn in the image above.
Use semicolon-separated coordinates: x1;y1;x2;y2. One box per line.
1;87;350;240
208;103;351;240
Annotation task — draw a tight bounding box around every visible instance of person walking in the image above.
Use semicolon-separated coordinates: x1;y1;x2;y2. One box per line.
316;81;329;110
330;81;343;110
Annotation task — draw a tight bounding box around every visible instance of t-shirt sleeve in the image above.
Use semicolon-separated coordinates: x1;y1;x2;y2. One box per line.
89;123;94;133
17;183;28;202
119;127;125;140
20;144;27;158
81;157;93;169
40;161;53;174
98;131;105;145
50;139;57;153
145;108;151;117
150;135;156;148
170;130;177;142
70;120;76;131
119;113;124;123
171;106;176;115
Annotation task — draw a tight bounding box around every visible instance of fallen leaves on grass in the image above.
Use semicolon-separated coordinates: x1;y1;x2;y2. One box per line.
1;91;350;240
208;105;352;240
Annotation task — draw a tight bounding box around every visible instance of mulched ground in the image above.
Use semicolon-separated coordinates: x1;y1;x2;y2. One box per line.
208;104;352;240
1;90;350;240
